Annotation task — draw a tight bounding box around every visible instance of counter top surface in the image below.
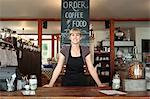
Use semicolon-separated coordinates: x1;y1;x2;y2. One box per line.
0;87;150;99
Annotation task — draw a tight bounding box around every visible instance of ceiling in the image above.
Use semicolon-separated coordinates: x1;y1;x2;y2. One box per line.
0;0;150;34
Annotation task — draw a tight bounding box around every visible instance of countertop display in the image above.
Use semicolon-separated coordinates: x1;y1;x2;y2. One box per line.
0;87;150;99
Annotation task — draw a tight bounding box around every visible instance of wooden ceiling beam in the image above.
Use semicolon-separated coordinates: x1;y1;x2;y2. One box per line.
0;18;60;21
0;18;150;21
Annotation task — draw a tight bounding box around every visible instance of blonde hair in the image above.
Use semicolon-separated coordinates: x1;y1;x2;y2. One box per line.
69;28;82;35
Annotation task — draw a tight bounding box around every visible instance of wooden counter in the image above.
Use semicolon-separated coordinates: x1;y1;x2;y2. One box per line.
0;87;150;99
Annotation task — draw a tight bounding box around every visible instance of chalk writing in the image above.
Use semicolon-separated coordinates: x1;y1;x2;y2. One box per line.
61;0;89;45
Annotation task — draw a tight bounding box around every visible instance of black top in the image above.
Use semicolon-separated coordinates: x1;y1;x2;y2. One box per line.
62;46;87;86
60;45;90;65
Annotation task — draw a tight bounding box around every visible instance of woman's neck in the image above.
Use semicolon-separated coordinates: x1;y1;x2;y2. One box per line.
70;44;81;57
71;43;80;48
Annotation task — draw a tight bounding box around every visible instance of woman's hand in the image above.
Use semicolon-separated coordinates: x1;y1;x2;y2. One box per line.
42;84;51;88
98;83;108;87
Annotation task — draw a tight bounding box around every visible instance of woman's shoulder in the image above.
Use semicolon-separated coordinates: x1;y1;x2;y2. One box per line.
80;45;89;51
80;45;90;56
60;44;70;56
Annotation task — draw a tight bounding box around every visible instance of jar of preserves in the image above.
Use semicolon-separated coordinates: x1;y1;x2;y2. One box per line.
128;46;145;79
128;59;144;79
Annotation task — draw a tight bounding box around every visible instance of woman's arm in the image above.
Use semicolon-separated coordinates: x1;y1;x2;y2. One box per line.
43;53;65;87
85;54;106;87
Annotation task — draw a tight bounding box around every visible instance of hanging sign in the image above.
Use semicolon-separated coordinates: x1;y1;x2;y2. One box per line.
61;0;89;45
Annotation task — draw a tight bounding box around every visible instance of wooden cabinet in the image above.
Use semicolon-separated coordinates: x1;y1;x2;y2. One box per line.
17;48;41;86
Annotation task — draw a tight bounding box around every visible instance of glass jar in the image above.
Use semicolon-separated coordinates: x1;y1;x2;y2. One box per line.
112;73;120;90
128;59;144;79
29;75;37;90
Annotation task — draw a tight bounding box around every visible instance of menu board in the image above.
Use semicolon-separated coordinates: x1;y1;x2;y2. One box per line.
61;0;89;45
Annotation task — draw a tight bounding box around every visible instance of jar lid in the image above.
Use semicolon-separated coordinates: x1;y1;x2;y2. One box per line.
30;75;36;78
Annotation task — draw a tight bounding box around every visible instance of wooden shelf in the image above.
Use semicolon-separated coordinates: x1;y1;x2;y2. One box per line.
102;40;134;47
94;52;110;84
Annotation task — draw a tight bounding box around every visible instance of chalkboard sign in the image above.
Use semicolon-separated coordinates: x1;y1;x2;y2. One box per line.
61;0;89;45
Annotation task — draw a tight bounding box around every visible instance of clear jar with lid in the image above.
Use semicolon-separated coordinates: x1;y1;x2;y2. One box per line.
128;46;145;79
112;72;120;90
128;58;144;79
29;75;37;90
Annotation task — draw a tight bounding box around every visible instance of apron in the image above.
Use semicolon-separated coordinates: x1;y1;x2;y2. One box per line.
62;46;87;86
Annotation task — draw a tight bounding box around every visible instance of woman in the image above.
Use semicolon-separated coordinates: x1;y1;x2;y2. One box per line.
43;28;105;87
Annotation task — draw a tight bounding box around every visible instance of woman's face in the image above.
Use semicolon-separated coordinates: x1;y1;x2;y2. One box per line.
69;32;81;44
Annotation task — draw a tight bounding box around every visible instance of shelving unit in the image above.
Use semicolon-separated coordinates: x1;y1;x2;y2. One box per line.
94;40;135;85
102;40;134;47
101;40;135;58
142;39;150;67
94;51;110;84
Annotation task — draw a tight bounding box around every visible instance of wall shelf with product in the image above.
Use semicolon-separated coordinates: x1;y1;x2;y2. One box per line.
94;27;135;85
94;48;110;84
101;40;135;56
101;40;135;66
100;40;135;85
102;26;135;59
142;39;150;67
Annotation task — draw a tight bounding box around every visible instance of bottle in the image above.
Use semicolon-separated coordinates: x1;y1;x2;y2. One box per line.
126;29;130;41
116;48;123;58
29;75;37;90
112;73;120;90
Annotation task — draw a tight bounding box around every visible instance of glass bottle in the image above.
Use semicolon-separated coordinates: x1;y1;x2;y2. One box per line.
126;29;130;41
112;72;120;90
29;75;37;90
